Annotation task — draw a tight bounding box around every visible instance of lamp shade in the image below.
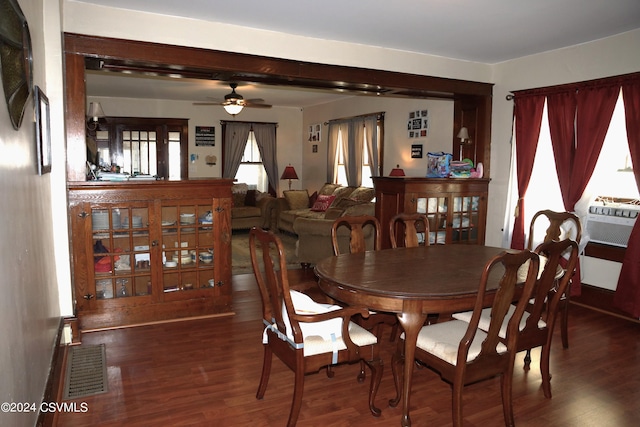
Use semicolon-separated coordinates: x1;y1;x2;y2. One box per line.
457;126;470;141
280;165;298;180
87;102;106;121
389;164;405;176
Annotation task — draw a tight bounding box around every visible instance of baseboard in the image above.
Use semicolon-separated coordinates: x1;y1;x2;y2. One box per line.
36;318;71;427
572;284;639;323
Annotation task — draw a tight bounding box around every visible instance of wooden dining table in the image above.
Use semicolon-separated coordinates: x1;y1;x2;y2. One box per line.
314;244;508;427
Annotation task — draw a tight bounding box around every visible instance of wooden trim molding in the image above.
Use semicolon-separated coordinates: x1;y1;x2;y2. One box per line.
63;32;493;182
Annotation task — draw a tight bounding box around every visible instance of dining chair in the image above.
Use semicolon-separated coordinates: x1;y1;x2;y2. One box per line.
331;215;399;345
391;249;539;427
249;227;383;426
452;239;579;398
389;212;430;248
528;210;582;350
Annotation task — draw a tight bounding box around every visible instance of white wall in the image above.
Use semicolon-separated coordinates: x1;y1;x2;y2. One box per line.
0;1;64;426
87;96;303;188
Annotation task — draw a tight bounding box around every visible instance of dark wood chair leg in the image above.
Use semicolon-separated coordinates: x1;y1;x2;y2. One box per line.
287;368;305;427
256;346;272;400
561;292;570;349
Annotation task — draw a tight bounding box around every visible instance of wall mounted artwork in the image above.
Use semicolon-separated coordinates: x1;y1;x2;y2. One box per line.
407;110;428;139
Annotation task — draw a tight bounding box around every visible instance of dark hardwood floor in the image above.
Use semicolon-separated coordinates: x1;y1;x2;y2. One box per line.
56;270;640;427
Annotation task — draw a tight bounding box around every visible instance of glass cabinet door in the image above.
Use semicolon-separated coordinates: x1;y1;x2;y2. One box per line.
415;196;448;244
91;205;152;300
450;195;480;243
161;203;216;298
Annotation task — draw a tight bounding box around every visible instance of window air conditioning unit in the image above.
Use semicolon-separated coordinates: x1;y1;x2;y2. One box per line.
586;204;639;248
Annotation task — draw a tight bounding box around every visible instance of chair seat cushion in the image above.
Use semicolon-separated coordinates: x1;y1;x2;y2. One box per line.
303;322;376;356
282;290;377;356
409;320;507;365
452;305;547;339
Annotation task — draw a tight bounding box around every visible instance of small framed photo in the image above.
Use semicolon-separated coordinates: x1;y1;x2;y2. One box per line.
34;86;51;175
411;144;423;158
308;123;321;142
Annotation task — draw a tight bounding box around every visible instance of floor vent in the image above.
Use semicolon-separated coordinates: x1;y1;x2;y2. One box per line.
63;344;108;400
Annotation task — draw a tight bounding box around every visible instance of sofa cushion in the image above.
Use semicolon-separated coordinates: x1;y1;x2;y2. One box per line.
349;187;375;203
311;194;336;212
342;202;375;217
232;206;262;219
292;209;329;220
284;190;310;210
318;183;341;196
324;207;345;220
331;186;356;207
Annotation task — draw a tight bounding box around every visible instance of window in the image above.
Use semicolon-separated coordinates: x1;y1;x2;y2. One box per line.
235;131;268;192
518;89;637;237
335;130;375;188
88;117;188;180
331;114;383;187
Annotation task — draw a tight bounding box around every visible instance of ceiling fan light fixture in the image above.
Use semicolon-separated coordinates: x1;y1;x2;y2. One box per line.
223;103;244;115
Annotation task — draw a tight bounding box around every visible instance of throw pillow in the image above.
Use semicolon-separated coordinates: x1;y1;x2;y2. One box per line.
311;194;336;212
331;186;356;207
308;191;318;208
245;189;257;207
318;183;341;195
284;190;310;210
349;187;375;202
231;183;248;207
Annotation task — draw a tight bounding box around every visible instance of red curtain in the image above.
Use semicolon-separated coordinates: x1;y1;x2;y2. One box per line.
547;92;577;209
570;86;619;207
614;81;640;318
546;86;618;295
510;95;545;250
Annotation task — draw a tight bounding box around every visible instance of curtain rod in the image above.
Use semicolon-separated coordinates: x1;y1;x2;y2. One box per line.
506;71;640;101
324;111;385;125
219;120;278;126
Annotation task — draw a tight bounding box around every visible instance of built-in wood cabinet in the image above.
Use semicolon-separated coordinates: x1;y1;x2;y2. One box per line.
68;180;233;330
374;177;490;248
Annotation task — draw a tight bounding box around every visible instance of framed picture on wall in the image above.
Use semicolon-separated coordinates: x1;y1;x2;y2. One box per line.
34;86;51;175
407;109;428;139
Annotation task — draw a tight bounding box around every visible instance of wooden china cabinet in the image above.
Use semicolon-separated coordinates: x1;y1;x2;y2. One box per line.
68;179;233;330
374;177;490;249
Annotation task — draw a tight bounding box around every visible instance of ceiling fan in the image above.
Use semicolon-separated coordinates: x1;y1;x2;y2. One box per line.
193;83;272;115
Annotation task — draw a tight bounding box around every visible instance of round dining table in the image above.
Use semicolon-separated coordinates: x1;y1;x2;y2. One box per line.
314;244;508;427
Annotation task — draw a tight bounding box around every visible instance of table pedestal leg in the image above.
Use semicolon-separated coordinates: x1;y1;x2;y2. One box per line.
397;301;426;427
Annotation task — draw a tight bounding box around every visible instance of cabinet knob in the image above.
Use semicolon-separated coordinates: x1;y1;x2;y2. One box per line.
83;294;94;300
78;211;89;218
215;206;224;212
216;281;224;287
151;240;159;247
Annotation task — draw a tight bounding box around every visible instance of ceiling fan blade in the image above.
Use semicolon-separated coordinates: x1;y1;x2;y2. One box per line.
244;102;272;109
193;102;221;106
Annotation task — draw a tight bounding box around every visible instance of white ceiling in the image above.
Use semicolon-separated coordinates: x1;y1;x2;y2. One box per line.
82;0;640;108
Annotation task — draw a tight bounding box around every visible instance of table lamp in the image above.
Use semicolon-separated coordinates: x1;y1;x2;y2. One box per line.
280;165;299;190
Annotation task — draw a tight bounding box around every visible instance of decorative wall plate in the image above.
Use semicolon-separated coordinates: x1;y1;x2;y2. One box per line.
0;0;33;130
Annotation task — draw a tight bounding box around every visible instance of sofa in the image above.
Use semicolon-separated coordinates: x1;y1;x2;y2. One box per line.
231;183;276;231
274;183;376;265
